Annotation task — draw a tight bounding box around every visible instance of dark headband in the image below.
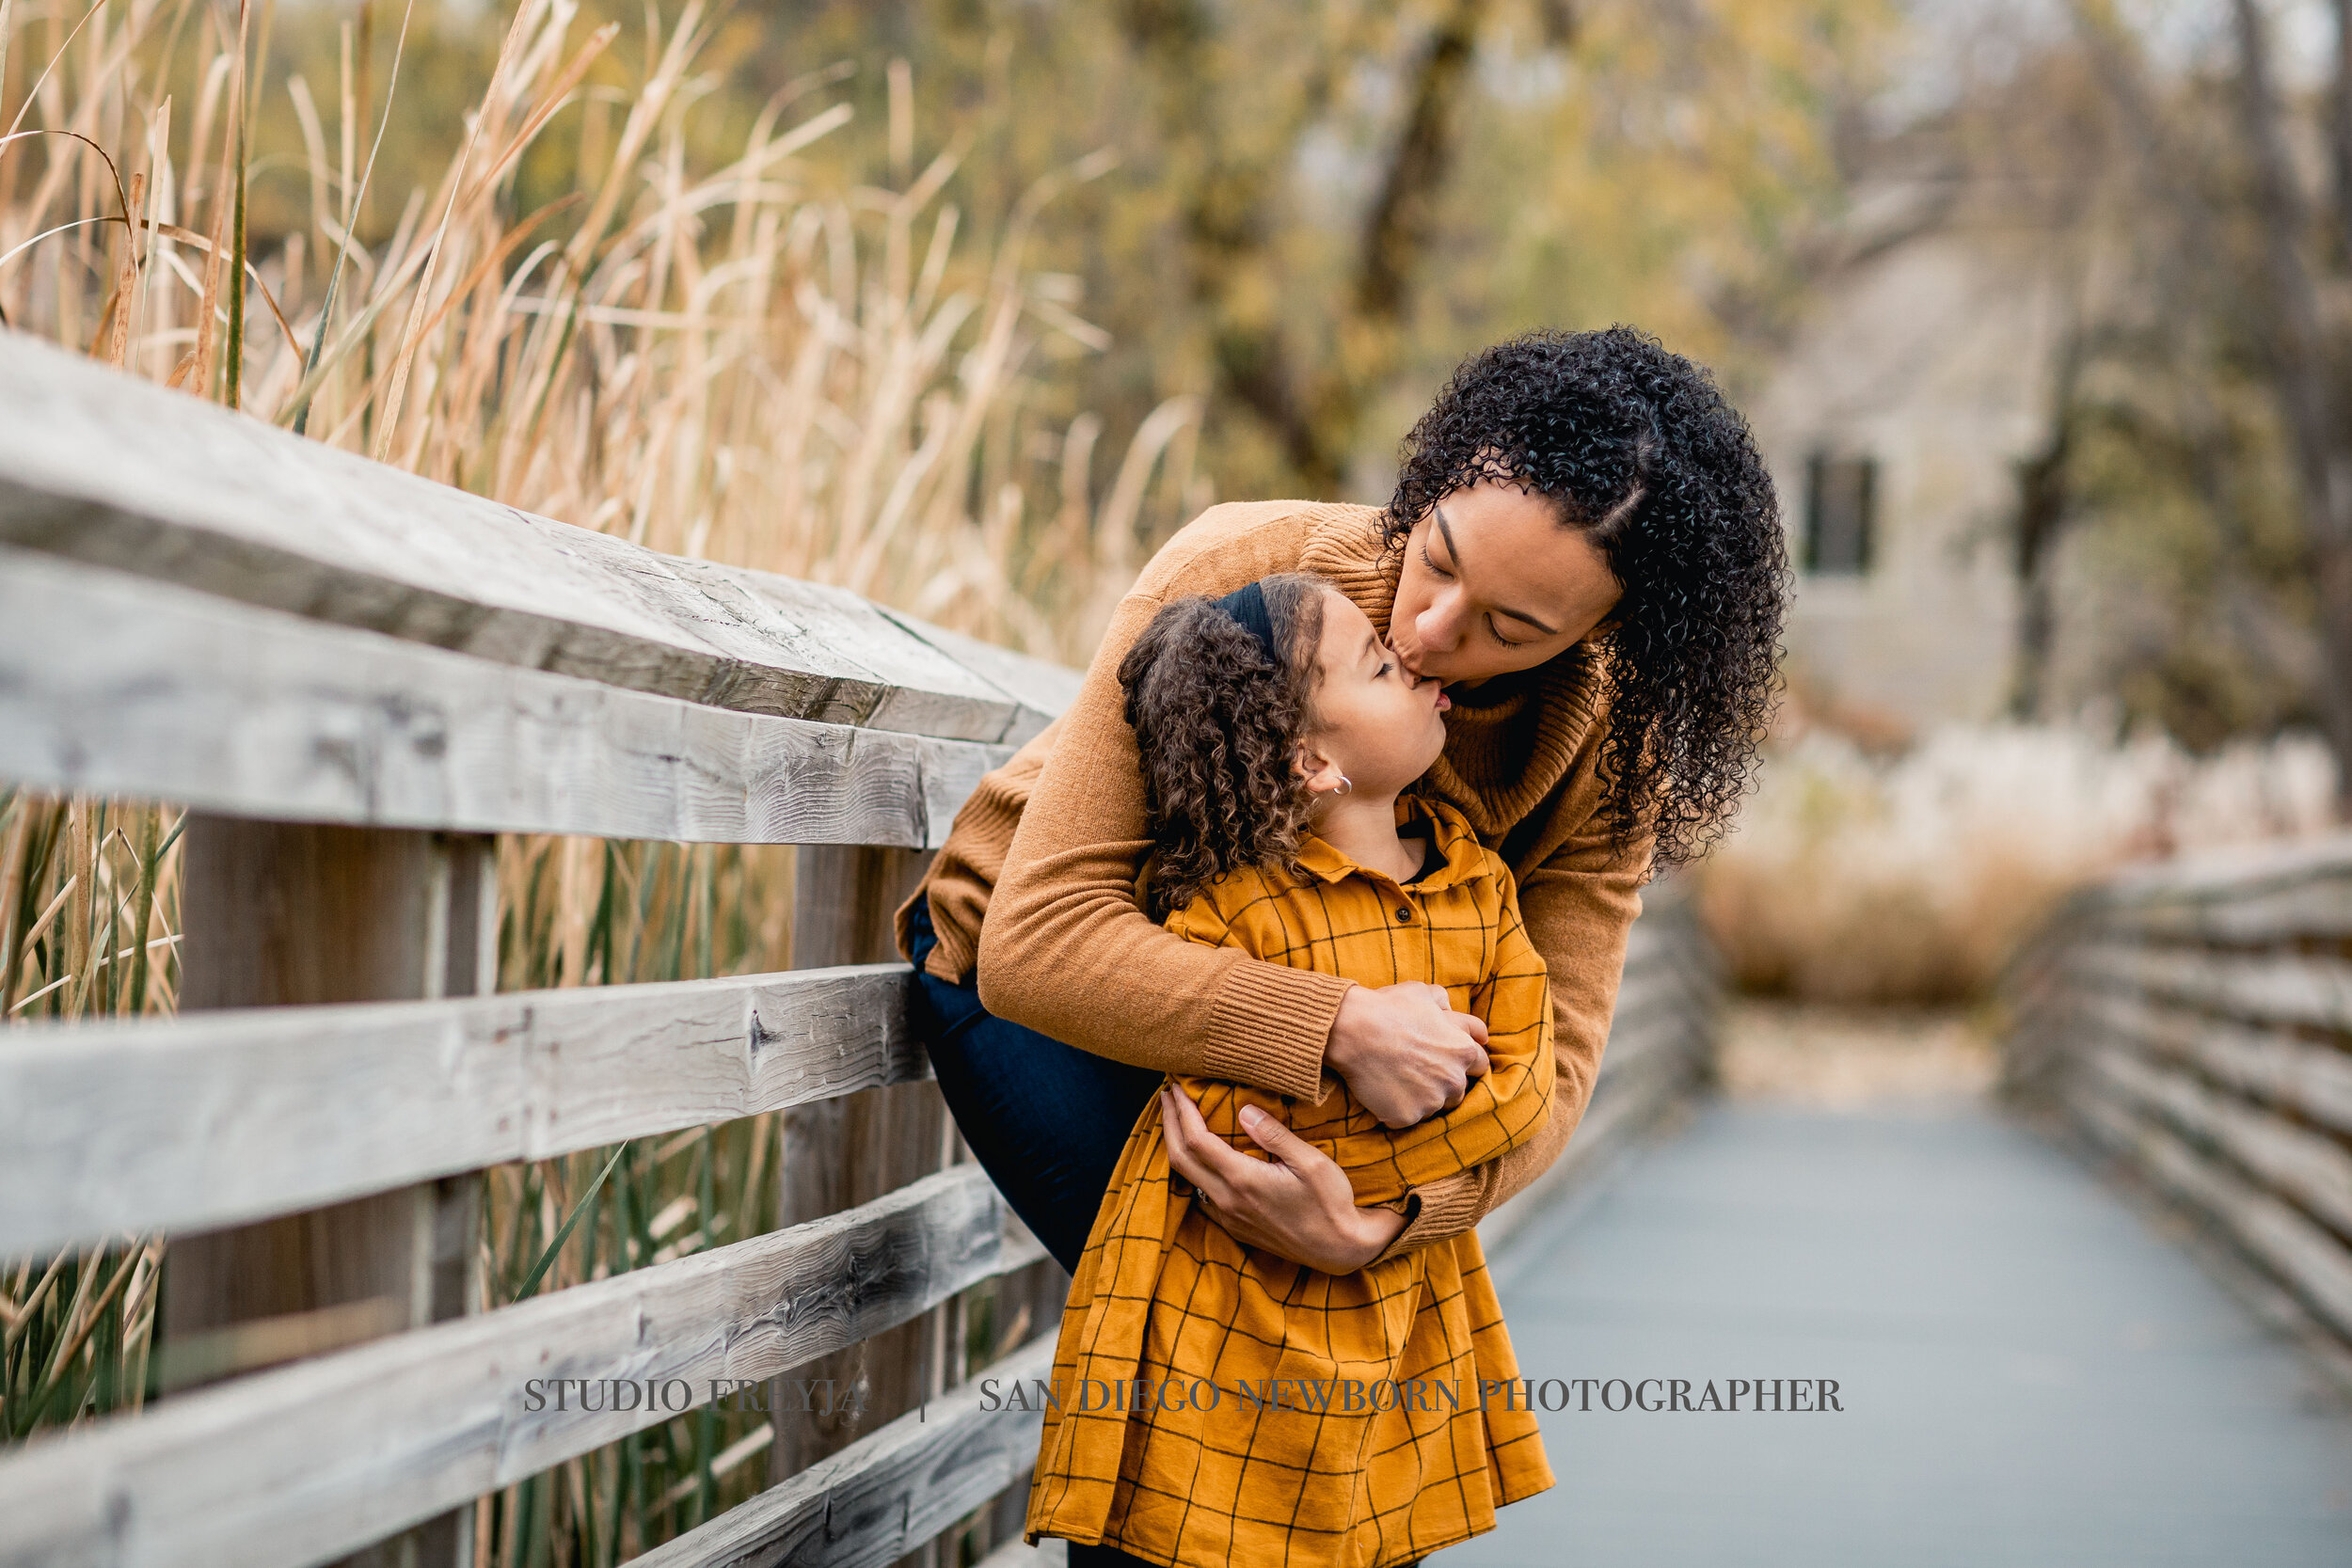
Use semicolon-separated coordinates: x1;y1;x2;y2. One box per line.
1212;579;1280;665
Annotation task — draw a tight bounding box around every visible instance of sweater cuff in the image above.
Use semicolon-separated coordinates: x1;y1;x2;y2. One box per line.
1366;1171;1484;1264
1201;961;1354;1101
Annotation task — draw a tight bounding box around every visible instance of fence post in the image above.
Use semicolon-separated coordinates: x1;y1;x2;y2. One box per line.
158;816;496;1568
768;846;951;1555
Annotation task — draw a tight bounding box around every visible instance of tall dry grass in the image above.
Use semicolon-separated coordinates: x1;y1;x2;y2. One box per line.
0;797;178;1441
0;0;1183;1557
2;0;1196;641
1696;721;2341;1005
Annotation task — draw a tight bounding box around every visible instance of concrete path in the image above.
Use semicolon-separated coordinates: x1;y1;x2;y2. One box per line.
1436;1095;2352;1568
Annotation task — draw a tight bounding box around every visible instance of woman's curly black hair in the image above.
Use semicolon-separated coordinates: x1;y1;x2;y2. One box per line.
1119;573;1332;922
1385;325;1788;870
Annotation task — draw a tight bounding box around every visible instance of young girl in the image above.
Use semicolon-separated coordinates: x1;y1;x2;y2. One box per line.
1025;571;1557;1568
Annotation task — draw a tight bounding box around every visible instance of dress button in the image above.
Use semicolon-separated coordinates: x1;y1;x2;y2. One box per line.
1395;906;1413;923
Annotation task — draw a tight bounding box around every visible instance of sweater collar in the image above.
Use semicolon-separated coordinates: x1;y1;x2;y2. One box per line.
1295;503;1406;640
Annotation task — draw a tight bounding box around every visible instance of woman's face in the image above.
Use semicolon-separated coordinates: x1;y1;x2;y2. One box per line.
1389;480;1624;687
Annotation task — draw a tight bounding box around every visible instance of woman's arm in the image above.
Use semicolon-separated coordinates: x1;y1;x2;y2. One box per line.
1157;847;1601;1273
1138;892;1420;1273
1147;673;1652;1269
976;585;1350;1099
1157;1085;1412;1274
974;502;1489;1114
1149;815;1647;1270
1359;746;1656;1264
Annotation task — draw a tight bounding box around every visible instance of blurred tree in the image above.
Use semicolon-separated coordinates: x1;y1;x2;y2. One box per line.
2227;0;2352;804
192;0;1895;592
1118;0;1498;493
1906;5;2331;759
725;0;1890;517
2009;325;2085;723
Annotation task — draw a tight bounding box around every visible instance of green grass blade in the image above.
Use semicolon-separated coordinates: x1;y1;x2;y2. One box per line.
512;1139;629;1304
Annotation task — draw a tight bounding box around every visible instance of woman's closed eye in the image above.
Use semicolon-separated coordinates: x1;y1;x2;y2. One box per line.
1423;538;1531;647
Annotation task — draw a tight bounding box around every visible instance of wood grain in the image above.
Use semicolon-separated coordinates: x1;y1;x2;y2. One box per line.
2089;835;2352;903
154;820;498;1568
768;847;952;1541
0;963;927;1261
0;547;1010;845
2100;878;2352;944
0;333;1076;745
869;608;1080;747
2008;849;2352;1359
0;1167;1046;1568
639;1336;1057;1568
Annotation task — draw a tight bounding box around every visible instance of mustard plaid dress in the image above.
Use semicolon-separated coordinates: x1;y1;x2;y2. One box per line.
1026;796;1558;1568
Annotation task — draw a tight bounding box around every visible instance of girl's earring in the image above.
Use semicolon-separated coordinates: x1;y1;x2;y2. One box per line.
1333;774;1352;797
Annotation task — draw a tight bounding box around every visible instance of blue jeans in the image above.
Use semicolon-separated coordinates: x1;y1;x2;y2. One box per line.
907;899;1166;1275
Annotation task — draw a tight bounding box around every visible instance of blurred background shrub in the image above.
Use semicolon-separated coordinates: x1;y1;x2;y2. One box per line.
1697;715;2337;1004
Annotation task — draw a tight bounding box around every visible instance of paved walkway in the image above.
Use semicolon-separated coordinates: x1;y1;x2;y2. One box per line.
1437;1094;2352;1568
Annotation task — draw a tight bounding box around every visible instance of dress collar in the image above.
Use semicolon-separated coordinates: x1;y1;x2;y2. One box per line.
1293;795;1486;893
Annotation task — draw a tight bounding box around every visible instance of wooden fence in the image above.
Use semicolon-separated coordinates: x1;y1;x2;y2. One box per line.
1478;877;1719;1252
2002;838;2352;1356
0;327;1721;1568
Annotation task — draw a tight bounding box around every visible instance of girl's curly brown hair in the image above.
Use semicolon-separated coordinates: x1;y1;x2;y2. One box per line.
1120;573;1333;922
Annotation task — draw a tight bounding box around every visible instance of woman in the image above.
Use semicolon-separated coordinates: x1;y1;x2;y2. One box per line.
895;325;1787;1280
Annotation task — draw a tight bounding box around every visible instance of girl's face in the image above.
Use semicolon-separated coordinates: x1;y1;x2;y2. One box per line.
1389;480;1625;686
1298;590;1452;800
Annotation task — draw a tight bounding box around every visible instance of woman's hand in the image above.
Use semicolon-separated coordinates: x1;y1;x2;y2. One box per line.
1324;982;1491;1128
1158;1085;1409;1275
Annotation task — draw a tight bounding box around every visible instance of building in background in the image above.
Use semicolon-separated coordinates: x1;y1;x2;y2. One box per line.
1747;170;2067;736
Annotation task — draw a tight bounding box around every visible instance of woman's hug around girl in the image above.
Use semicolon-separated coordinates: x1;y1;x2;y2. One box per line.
1025;570;1558;1568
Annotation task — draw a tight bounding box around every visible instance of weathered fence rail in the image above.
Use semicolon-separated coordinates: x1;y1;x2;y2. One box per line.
0;964;924;1260
0;325;1721;1568
0;545;1010;846
1;1169;1042;1568
2003;838;2352;1353
0;329;1074;1568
